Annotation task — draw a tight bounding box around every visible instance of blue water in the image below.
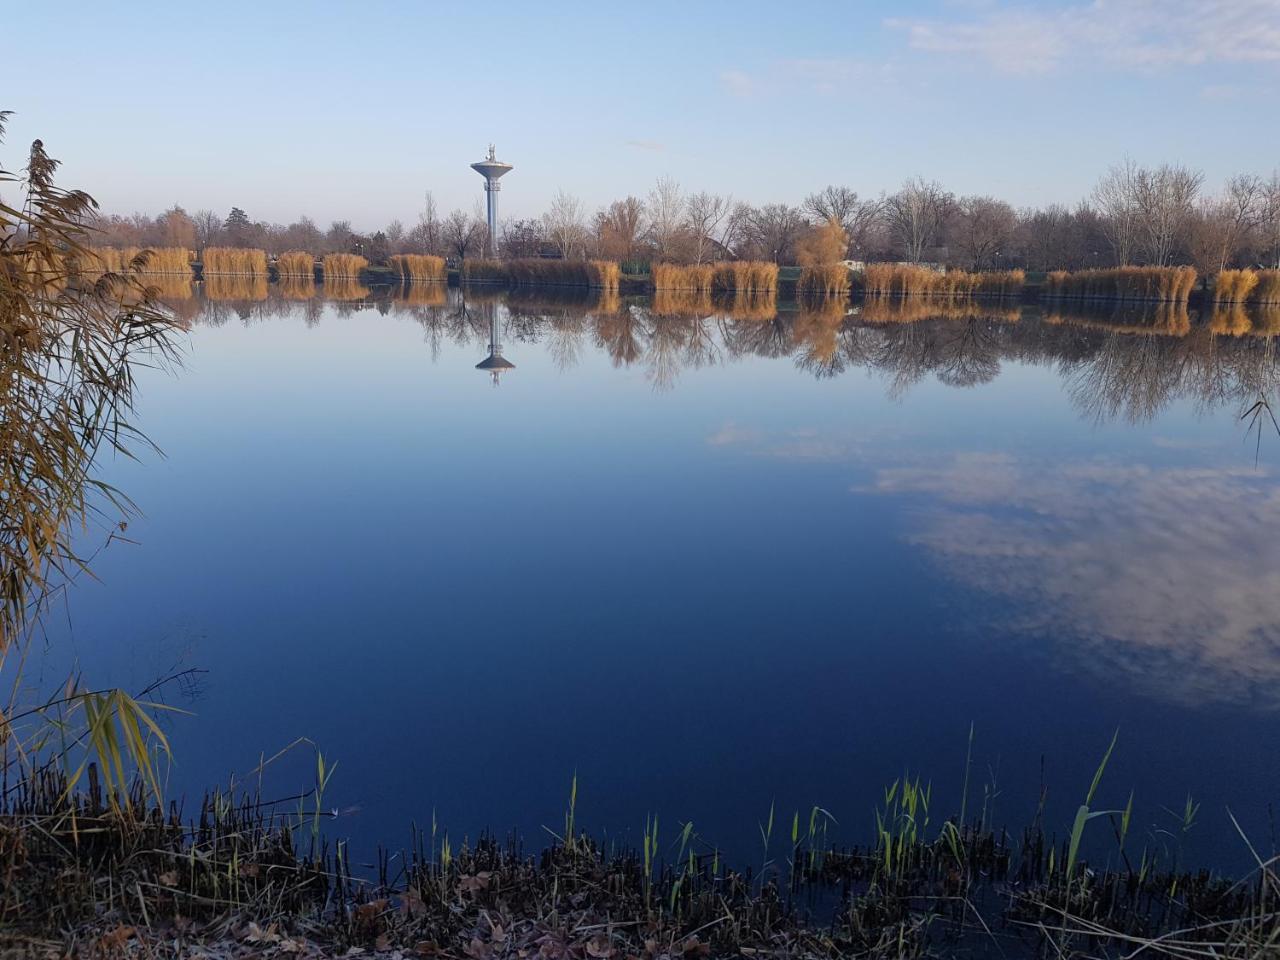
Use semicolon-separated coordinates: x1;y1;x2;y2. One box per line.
33;289;1280;874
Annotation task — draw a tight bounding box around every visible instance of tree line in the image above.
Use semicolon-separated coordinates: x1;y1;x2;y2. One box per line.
97;163;1280;274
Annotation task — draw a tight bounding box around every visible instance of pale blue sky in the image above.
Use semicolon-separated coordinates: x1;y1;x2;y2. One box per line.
5;0;1278;229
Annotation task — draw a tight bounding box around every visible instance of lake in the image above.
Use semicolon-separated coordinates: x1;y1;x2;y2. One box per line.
37;284;1280;874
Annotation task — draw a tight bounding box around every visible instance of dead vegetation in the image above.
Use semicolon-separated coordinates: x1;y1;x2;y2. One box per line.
389;254;446;283
203;247;268;276
863;264;1025;297
1043;266;1196;302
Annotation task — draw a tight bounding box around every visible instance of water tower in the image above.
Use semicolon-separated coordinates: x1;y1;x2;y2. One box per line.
470;145;513;258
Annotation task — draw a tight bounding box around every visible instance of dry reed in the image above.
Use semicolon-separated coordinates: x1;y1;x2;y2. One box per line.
461;259;508;282
276;250;317;279
798;264;851;299
81;246;193;276
1251;270;1280;304
711;260;778;295
390;254;447;283
203;247;268;276
863;264;1024;297
651;262;714;293
1213;269;1260;303
507;259;620;290
1042;266;1196;302
321;253;368;281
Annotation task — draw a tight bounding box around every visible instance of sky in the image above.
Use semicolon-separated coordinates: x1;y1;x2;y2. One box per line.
4;0;1279;230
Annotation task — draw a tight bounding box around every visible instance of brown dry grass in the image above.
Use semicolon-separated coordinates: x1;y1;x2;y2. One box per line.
507;259;620;290
798;264;851;299
863;264;1024;297
1042;266;1196;302
275;250;316;279
711;260;778;295
461;259;508;282
651;262;714;293
1253;270;1280;304
203;247;268;276
1213;269;1260;304
389;254;446;283
321;253;367;281
81;246;193;276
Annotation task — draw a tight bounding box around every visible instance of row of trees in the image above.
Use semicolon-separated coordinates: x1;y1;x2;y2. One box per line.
97;164;1280;273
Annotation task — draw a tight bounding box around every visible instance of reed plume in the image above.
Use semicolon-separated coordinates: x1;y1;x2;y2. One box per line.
798;264;851;299
389;254;446;283
651;262;714;293
203;247;268;276
81;246;193;276
1042;266;1195;302
461;259;508;282
276;250;316;279
1252;270;1280;304
321;253;367;280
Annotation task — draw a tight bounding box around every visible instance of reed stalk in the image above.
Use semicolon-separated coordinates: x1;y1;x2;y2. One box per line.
389;254;446;283
321;253;367;281
1042;266;1196;302
276;250;317;279
203;247;268;276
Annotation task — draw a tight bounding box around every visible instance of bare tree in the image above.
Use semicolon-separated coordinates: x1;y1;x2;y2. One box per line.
1092;160;1141;266
718;201;754;258
595;196;647;262
646;176;686;261
408;191;442;256
802;185;883;258
542;190;589;259
884;177;953;262
953;196;1017;270
746;203;806;262
1258;170;1280;268
1133;163;1203;266
385;218;406;254
684;191;731;264
1188;174;1261;273
443;209;484;260
192;208;221;250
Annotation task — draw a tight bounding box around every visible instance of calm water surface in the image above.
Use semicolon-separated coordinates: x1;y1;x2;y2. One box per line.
41;285;1280;872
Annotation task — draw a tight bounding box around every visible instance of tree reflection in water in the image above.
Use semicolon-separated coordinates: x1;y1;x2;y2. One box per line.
169;287;1280;429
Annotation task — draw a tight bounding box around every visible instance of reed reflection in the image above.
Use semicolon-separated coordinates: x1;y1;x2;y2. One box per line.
161;289;1280;426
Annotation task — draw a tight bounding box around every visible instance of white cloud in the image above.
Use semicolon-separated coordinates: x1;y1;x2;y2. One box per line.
719;69;755;98
625;139;666;152
887;0;1280;75
719;59;891;98
866;452;1280;708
